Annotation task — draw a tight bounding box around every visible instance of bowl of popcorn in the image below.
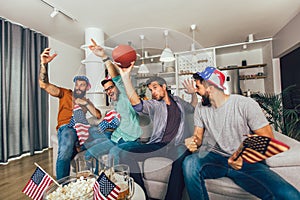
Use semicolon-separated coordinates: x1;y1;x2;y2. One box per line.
43;175;96;200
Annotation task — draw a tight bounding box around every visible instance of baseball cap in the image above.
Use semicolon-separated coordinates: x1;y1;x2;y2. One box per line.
146;76;167;86
73;75;91;90
195;66;226;90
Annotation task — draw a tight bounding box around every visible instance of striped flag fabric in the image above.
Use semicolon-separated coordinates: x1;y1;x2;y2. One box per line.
236;135;290;163
22;167;53;200
93;172;121;200
98;110;121;133
73;104;90;145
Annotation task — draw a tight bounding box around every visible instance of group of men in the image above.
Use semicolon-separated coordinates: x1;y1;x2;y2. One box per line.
39;39;300;200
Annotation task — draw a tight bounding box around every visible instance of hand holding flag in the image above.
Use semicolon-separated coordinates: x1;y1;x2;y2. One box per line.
234;135;290;163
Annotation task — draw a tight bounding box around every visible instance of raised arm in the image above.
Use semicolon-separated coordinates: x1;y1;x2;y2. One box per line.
39;48;61;97
88;39;119;78
117;64;141;106
182;79;198;107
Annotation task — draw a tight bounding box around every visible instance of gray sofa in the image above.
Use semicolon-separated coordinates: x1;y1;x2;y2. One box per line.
51;113;300;199
140;130;300;200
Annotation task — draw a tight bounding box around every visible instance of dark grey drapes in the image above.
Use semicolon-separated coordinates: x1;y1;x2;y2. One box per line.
0;17;49;163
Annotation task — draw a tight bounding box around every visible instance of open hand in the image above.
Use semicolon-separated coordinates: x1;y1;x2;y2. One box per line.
182;79;196;94
40;48;57;64
116;61;135;77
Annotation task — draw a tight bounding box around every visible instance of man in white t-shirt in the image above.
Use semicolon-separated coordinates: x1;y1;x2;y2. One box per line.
183;66;300;200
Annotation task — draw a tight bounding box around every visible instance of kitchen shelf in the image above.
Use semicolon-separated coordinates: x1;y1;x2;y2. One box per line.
134;72;175;79
239;75;266;80
218;63;267;71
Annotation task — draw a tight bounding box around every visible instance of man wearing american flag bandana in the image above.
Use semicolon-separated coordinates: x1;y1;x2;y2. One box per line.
182;67;300;200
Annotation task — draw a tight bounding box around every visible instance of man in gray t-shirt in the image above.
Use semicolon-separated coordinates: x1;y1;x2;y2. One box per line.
182;66;300;200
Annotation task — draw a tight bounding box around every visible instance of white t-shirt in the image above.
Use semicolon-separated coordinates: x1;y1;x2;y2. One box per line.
194;94;269;157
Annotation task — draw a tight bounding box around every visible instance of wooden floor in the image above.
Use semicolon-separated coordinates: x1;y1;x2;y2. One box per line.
0;149;54;200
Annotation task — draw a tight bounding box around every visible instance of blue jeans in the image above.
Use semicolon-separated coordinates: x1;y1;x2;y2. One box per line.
119;142;190;200
183;151;300;200
56;125;78;180
84;126;130;165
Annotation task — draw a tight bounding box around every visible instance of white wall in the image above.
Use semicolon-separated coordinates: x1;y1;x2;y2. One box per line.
48;38;84;147
272;12;300;58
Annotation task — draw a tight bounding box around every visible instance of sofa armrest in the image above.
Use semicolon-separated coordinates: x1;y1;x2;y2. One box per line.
266;131;300;167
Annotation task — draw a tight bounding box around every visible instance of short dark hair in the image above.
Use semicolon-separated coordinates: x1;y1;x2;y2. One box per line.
101;79;115;87
146;76;167;87
193;73;204;82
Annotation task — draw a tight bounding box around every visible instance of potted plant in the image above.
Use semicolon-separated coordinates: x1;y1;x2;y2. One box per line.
252;85;300;141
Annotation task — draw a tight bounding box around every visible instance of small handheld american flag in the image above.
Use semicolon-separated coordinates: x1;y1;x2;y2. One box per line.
235;135;290;163
93;172;121;200
22;166;54;200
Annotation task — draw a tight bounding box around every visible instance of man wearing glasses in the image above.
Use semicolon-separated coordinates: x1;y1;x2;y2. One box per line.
84;39;143;164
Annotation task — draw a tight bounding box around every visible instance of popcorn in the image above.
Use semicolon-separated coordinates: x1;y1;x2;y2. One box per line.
46;177;96;200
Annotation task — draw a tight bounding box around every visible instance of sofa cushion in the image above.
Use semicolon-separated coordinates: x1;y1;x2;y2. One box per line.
143;157;172;183
266;131;300;167
205;178;258;200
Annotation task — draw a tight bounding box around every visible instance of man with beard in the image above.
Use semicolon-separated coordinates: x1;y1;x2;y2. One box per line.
183;66;300;200
85;40;142;165
39;47;101;179
116;63;198;200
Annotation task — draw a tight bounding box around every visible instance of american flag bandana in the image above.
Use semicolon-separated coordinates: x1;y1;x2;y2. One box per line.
22;167;53;200
93;172;121;200
98;110;121;133
235;135;290;163
73;104;90;145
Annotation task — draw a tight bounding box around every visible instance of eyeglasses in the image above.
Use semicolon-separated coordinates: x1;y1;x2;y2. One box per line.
103;85;115;93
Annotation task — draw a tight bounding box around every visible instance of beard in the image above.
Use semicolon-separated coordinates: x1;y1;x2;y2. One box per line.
73;89;86;99
152;93;164;101
201;92;211;107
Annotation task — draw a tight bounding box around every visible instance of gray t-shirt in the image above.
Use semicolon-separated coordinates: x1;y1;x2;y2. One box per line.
194;94;269;157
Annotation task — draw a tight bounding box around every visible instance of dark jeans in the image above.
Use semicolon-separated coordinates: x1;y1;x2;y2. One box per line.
183;151;300;200
119;141;191;200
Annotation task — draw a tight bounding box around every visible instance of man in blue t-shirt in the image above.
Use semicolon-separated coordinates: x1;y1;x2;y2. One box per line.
84;39;142;164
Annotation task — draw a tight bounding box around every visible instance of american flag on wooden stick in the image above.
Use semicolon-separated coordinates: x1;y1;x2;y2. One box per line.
93;172;121;200
73;104;90;145
235;135;290;163
22;167;53;200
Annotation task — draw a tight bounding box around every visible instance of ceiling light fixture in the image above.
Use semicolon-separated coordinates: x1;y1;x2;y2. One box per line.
191;24;197;51
159;30;175;62
50;8;59;18
41;0;77;21
138;35;150;74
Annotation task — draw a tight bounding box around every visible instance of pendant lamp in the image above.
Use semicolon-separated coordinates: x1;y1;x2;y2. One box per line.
160;30;175;62
138;35;150;74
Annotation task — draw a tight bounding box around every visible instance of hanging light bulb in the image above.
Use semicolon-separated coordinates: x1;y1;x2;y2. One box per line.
160;30;175;62
191;24;197;51
138;35;149;74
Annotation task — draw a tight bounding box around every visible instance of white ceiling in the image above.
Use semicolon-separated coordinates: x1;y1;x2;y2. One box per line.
1;0;300;56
